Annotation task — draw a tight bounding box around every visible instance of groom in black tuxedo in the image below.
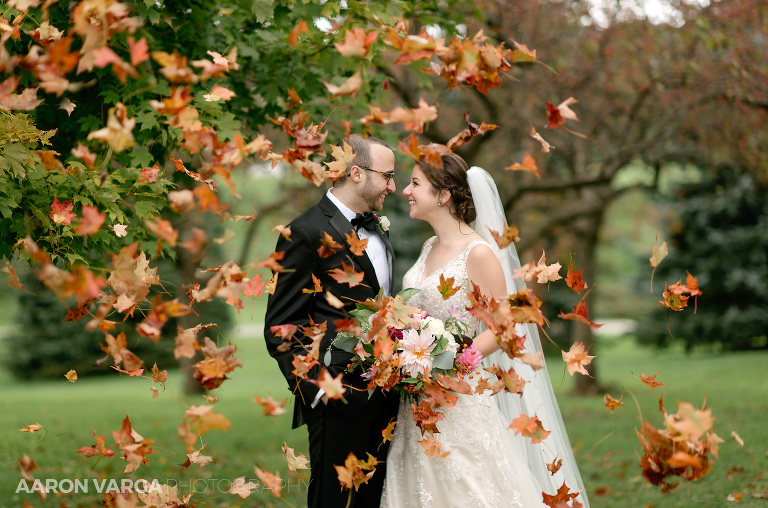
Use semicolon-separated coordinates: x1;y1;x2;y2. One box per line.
264;135;400;508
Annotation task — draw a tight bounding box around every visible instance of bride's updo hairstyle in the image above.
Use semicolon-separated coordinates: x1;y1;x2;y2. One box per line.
417;153;476;224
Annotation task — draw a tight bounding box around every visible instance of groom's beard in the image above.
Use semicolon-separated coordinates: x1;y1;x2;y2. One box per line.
361;178;386;212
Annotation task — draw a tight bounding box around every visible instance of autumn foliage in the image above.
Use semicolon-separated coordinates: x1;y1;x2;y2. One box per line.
2;0;730;504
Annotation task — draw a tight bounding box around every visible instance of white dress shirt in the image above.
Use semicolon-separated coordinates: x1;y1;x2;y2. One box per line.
326;188;391;296
312;189;391;408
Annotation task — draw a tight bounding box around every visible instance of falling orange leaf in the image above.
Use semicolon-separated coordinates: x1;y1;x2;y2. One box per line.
562;341;595;376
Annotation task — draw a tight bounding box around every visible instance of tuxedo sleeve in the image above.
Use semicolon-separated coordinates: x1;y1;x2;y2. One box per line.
263;225;321;404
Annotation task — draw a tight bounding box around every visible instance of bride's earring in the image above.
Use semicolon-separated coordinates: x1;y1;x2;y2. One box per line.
437;199;442;206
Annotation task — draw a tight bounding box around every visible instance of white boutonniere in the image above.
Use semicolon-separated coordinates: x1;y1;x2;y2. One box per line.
376;214;390;232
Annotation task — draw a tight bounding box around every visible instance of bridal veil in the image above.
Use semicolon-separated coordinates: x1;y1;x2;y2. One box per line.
467;166;590;507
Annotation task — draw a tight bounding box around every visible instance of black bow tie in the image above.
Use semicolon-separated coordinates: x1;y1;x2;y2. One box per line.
351;212;377;233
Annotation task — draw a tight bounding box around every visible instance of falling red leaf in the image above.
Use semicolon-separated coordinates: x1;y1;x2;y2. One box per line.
74;205;105;235
49;196;75;225
565;265;587;292
558;300;603;330
510;414;550;444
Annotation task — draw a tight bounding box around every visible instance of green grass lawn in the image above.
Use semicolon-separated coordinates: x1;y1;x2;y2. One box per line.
2;333;767;507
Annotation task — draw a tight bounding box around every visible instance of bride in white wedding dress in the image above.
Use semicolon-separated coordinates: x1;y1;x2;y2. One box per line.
380;154;589;508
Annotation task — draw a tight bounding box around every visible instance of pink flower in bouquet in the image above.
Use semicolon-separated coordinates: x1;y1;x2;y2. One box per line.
455;344;482;375
399;328;436;377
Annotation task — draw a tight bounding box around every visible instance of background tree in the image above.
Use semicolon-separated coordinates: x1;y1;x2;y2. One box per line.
382;0;768;393
638;169;768;351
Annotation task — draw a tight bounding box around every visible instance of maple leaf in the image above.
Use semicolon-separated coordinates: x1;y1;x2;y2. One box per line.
412;399;445;436
324;140;356;180
243;274;267;297
253;394;288;417
287;20;310;46
565;265;587;292
328;261;365;287
20;423;44;433
325;290;345;309
254;466;284;498
506;153;539;178
291;353;318;380
317;232;342;258
562;342;595;376
112;415;155;472
272;224;291;240
661;282;690;311
151;362;168;385
446;113;498;151
184;404;233;434
182;445;213;468
604;393;625;412
19;454;37;482
49;196;75;225
484;364;526;395
2;264;25;293
77;430;115;458
510;414;550;444
558;300;603;330
324;71;363;99
170;158;217;190
71;142;96;169
345;232;368;257
424;381;458;409
127;36;149;66
282;442;310;472
335;452;379;491
74;205;105;235
419;436;451;458
530;125;554;153
546;97;580;129
0;87;42;110
145;218;178;247
435;373;473;395
229;476;258;499
381;419;397;445
310;369;346;400
638;371;664;389
436;273;460;300
204;84;236;102
334;28;378;57
64;369;77;382
138;163;160;183
86;103;135;152
649;236;668;292
509;41;537;62
192;337;243;390
535;251;562;283
388;97;438;133
542;481;580;508
489;224;520;249
112;224;128;237
547;457;563;476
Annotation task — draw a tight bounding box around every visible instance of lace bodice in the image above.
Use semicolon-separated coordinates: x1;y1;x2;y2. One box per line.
382;235;548;508
401;236;486;333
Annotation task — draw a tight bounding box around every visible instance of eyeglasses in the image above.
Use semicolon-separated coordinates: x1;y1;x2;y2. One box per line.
360;166;395;184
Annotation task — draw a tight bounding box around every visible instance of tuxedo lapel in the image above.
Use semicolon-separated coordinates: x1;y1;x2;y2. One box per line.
321;197;381;295
376;228;396;295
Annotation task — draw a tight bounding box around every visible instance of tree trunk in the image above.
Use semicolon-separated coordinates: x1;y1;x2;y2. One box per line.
574;208;604;395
